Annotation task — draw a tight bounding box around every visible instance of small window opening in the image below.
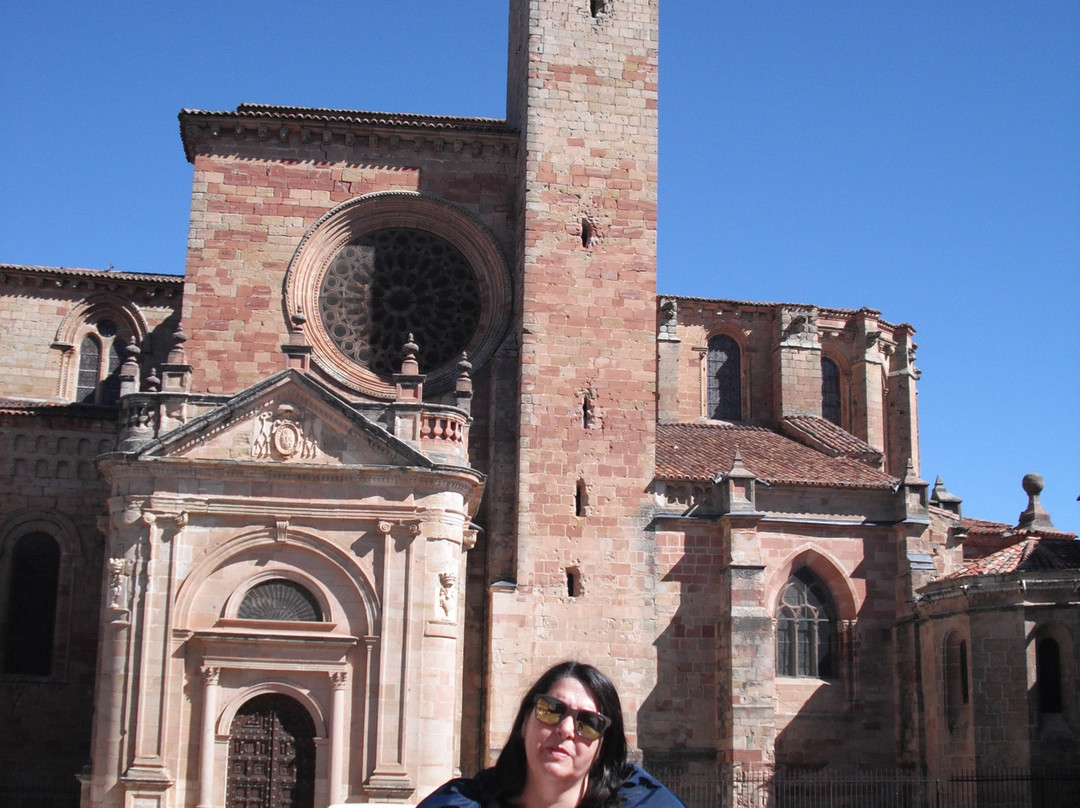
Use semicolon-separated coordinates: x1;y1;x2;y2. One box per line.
945;633;969;732
959;640;969;705
581;217;594;248
566;567;581;598
590;0;608;18
1037;637;1063;714
575;479;589;517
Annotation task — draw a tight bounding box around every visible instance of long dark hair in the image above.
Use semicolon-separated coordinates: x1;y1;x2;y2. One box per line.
490;661;629;808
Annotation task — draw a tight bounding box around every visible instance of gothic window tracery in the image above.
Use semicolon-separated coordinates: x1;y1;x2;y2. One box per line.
318;228;481;379
776;568;835;678
707;334;741;421
75;319;123;405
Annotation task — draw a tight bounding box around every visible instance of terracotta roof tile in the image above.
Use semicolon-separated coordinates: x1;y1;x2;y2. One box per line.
780;415;883;463
656;422;898;489
947;536;1080;578
960;516;1013;535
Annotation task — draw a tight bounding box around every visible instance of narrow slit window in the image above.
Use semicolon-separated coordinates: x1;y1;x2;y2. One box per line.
575;479;589;517
581;217;594;248
566;568;581;598
822;357;842;426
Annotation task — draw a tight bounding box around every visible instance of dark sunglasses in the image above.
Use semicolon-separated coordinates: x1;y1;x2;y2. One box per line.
533;694;611;741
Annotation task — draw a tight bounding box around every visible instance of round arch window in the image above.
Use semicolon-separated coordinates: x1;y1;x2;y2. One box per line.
238;579;322;622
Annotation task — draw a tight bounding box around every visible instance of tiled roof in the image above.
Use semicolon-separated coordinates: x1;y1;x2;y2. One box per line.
180;105;510;138
781;415;883;463
656;422;899;489
960;516;1013;534
946;536;1080;578
0;264;183;284
658;294;910;331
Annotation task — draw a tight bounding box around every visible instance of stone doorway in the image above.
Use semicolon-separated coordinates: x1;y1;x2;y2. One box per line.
226;693;316;808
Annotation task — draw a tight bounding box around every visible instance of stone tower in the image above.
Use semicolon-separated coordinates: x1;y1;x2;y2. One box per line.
483;0;660;758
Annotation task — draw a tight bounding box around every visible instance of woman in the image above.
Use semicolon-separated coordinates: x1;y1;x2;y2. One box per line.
418;661;686;808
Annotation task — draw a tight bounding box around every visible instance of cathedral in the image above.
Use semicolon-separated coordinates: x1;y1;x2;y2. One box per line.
1;2;1076;807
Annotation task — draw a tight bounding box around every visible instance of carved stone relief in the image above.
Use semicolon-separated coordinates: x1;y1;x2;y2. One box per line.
251;404;318;461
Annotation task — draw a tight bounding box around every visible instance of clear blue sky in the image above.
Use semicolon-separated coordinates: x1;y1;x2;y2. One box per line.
2;1;1077;528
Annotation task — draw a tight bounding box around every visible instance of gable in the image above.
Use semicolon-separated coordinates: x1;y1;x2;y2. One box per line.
136;370;430;469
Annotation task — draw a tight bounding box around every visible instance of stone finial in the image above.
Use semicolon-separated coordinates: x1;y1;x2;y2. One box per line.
929;476;963;516
144;368;160;393
167;322;188;364
716;449;759;514
1017;473;1057;532
401;334;420;376
119;341;141;396
455;352;473;413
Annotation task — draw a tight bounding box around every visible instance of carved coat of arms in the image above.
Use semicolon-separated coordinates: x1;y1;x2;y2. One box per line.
252;404;317;460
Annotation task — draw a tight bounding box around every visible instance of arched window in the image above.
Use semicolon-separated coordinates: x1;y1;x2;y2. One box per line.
75;319;124;405
1036;637;1063;714
776;569;835;678
238;579;322;622
821;357;842;427
3;532;60;675
944;632;970;732
707;334;741;421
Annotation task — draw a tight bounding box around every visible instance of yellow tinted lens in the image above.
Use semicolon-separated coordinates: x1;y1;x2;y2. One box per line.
575;717;603;740
534;696;564;726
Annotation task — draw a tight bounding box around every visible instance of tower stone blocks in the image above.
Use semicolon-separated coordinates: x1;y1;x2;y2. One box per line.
487;0;660;757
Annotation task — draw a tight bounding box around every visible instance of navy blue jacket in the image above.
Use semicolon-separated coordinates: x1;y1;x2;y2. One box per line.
417;765;687;808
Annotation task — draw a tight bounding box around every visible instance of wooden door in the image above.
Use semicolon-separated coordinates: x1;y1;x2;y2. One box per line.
226;694;316;808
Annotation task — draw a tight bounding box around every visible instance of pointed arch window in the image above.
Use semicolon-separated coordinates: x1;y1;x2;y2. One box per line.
75;319;124;405
707;334;741;421
2;532;61;675
821;357;842;427
776;569;835;678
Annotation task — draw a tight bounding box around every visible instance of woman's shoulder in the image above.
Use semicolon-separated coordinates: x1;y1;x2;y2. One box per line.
618;766;689;808
416;769;500;808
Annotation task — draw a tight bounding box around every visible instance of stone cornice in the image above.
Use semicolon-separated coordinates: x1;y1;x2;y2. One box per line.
179;104;519;163
0;263;182;304
97;453;484;494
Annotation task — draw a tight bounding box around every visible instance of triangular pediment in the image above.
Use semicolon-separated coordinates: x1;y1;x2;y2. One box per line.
137;370;431;469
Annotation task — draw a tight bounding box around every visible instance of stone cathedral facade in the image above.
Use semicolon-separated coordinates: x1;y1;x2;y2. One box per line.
1;2;1076;807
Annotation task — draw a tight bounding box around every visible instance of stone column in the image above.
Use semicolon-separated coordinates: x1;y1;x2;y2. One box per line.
196;666;220;808
328;671;349;805
366;520;419;800
122;510;186;805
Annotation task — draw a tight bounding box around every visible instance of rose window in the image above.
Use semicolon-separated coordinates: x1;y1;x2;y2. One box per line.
318;228;481;378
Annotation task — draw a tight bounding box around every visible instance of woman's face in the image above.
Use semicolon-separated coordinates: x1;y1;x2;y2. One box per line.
522;676;604;793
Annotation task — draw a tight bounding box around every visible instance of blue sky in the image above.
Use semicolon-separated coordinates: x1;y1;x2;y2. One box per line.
1;1;1077;528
